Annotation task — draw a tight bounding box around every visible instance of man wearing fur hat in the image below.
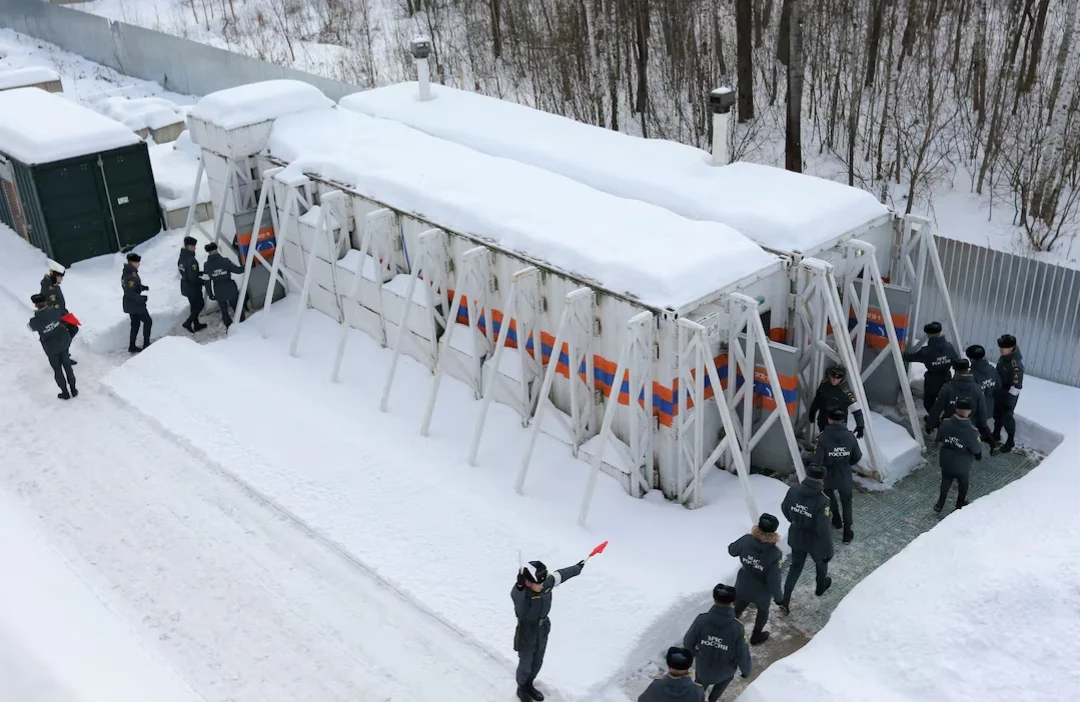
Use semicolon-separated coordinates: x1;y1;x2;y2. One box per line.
683;584;750;701
40;264;78;364
178;236;208;333
811;407;862;544
780;463;834;612
935;397;984;513
28;293;77;399
638;647;705;702
727;514;784;645
993;334;1024;453
512;558;585;702
966;344;999;421
903;321;959;414
121;252;152;353
926;359;994;446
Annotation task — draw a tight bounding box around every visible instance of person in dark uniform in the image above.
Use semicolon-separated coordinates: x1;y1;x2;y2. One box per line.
638;647;705;702
966;344;998;422
780;463;834;611
934;397;983;513
27;293;77;399
811;407;862;544
178;236;207;333
993;334;1024;453
203;243;247;329
512;558;585;702
122;252;152;353
903;321;959;414
682;584;750;702
40;267;78;364
926;359;994;446
806;364;865;438
727;514;783;645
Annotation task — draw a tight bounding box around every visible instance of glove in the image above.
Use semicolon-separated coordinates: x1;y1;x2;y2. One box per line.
741;673;749;679
974;452;983;461
142;285;149;291
855;426;865;439
208;293;216;301
515;571;526;590
576;559;586;570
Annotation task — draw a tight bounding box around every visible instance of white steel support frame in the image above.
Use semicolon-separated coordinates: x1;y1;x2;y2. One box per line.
330;207;398;383
895;214;964;351
380;229;448;412
420;246;493;436
840;241;925;450
676;318;759;521
290;190;348;357
468;265;542;465
516;287;595;494
577;310;655;526
794;259;887;479
725;293;806;482
254;170;317;339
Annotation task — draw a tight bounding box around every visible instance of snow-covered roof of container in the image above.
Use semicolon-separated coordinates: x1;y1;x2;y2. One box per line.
98;96;185;132
340;83;892;254
188;80;333;130
0;88;141;165
0;66;60;90
268;107;779;309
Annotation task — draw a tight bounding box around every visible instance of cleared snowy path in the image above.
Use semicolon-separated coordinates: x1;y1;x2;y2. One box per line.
0;292;511;702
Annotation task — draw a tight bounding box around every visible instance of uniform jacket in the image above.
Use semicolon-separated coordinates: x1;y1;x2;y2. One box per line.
812;423;863;492
204;252;245;299
178;248;204;297
637;674;705;702
39;274;67;315
728;529;783;606
927;374;992;440
682;604;750;685
511;562;583;649
996;350;1024;405
28;306;72;356
970;358;999;418
781;478;834;561
938;416;983;478
905;336;959;377
121;264;148;314
807;380;865;429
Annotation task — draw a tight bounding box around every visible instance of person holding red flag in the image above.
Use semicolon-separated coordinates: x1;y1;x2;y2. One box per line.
40;264;79;364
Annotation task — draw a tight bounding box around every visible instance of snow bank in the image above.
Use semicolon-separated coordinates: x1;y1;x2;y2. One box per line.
739;432;1080;702
269;107;779;309
187;79;332;129
340;84;891;253
0;65;59;89
0;87;141;164
150;132;210;209
102;301;791;700
0;490;201;702
0;223;203;353
97;95;185;132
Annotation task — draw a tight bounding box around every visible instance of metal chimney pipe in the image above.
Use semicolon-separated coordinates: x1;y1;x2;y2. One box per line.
708;87;736;166
410;37;433;101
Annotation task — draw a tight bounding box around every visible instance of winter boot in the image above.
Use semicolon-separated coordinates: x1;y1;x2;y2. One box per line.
524;682;545;701
71;388;79;398
956;500;969;509
749;631;770;645
815;577;833;597
129;344;142;353
194;321;208;332
933;501;944;513
778;599;791;616
831;515;843;529
70;358;78;365
1000;440;1015;453
57;391;71;400
843;529;854;544
516;686;532;702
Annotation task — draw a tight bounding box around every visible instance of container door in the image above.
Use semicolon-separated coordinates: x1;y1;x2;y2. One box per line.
33;159;115;265
97;144;162;250
0;154;17;234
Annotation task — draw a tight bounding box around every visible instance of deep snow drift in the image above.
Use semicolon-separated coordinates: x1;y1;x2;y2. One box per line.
738;432;1080;702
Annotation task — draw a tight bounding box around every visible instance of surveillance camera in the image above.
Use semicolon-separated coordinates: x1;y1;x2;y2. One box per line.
708;87;736;114
410;37;432;60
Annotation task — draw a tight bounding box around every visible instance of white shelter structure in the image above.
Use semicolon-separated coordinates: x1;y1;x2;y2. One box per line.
340;81;962;478
183;81;832;523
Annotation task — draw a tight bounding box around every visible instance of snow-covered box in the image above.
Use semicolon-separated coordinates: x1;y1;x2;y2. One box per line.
98;96;187;144
0;66;62;94
0;88;161;266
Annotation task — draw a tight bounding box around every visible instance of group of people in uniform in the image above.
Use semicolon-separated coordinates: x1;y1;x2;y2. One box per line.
177;236;248;333
513;320;1026;702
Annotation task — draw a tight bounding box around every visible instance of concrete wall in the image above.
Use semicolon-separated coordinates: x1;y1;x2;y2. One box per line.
0;0;360;100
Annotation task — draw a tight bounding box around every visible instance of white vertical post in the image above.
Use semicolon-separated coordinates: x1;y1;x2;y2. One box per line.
180;157;205;241
235;166;282;328
740;309;756;470
331;208;388;383
262;182;298;339
709;87;734;166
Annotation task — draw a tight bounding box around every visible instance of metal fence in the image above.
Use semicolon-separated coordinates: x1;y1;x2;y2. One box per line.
0;0;359;100
913;236;1080;386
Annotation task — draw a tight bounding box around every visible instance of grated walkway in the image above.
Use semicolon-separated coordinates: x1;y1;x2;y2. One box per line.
622;442;1042;699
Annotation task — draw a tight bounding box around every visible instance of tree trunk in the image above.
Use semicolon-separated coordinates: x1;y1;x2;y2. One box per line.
634;0;649;137
737;0;755;122
489;0;503;58
785;0;804;172
777;0;792;66
865;0;886;87
1045;0;1077;123
1020;0;1051;93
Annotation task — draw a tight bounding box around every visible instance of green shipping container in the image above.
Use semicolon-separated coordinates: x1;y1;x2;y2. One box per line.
0;142;162;267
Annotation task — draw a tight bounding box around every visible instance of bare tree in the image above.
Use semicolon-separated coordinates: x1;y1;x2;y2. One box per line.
785;0;804;172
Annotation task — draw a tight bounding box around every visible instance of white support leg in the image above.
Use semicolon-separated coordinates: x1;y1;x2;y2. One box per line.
331;208;392;383
235;166;282;330
289;201;334;357
180;157;205;241
261;181;300;339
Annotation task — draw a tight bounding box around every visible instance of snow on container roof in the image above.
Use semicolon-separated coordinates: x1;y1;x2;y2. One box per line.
187;80;333;130
268;107;779;310
340;83;892;254
0;88;141;165
98;96;185;132
0;66;60;90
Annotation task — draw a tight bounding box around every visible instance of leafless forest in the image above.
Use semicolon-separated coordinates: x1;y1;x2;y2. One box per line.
164;0;1080;253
